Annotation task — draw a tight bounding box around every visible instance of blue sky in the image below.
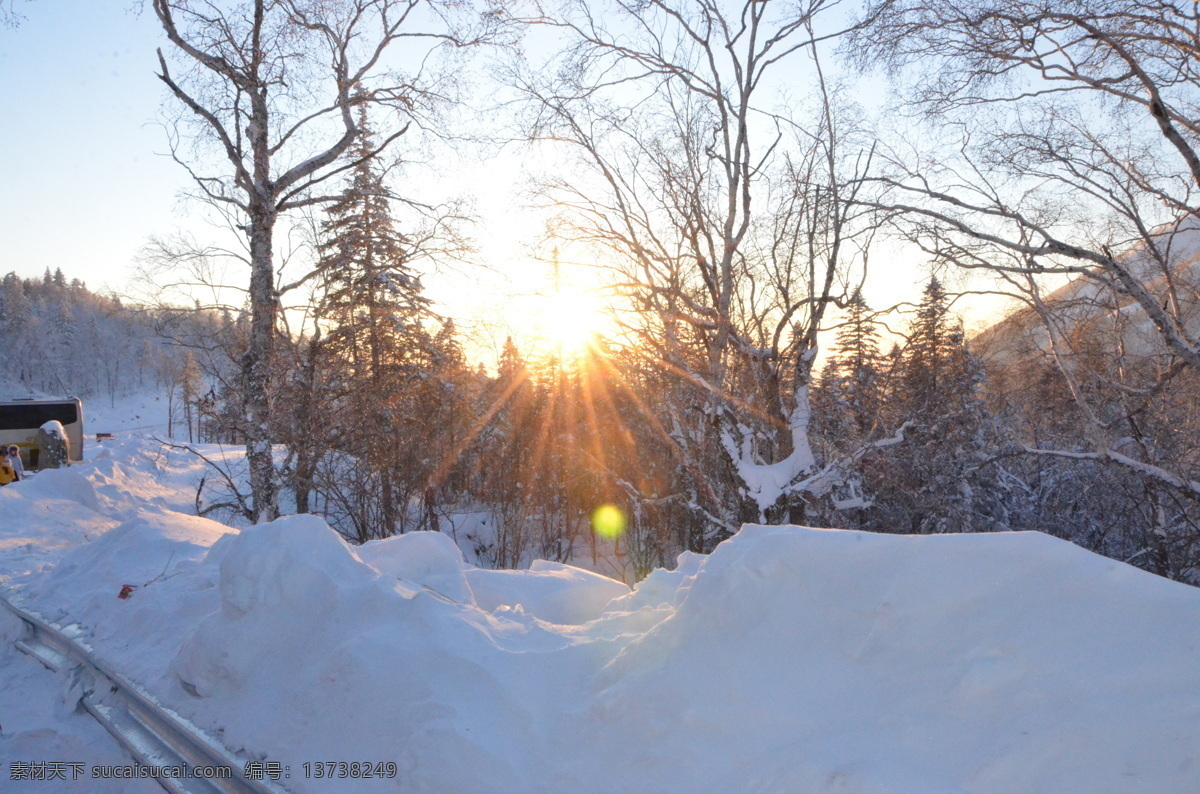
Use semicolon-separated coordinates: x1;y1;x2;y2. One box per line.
0;1;955;360
0;1;183;292
0;2;560;358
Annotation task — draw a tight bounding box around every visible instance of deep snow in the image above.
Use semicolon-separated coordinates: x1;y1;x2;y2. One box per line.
1;426;1198;792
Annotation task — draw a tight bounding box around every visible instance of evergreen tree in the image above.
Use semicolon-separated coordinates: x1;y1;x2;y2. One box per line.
52;300;76;387
864;277;1009;535
2;275;34;384
2;274;31;327
498;336;527;388
476;337;537;566
821;289;884;440
903;277;954;412
312;103;436;537
319;104;430;378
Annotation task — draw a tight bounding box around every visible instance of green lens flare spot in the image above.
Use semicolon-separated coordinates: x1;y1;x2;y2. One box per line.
592;504;626;540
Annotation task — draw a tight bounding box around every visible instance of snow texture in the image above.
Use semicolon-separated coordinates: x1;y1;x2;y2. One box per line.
0;417;1198;792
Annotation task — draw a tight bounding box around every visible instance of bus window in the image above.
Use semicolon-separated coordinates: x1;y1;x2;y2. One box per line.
0;403;80;430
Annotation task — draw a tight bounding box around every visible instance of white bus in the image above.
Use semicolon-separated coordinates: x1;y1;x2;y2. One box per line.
0;398;84;468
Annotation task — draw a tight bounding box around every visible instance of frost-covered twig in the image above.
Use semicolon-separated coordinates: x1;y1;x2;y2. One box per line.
1023;444;1200;501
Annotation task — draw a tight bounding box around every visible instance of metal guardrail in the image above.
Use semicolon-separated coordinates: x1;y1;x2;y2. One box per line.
1;595;285;794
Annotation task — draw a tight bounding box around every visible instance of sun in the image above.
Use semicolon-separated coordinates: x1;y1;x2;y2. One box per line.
538;289;607;354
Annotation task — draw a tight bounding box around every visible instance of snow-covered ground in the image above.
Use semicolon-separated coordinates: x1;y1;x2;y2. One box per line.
84;391;174;438
1;413;1199;792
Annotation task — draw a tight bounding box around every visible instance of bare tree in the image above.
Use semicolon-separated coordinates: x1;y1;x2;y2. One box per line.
854;2;1200;471
153;0;494;521
512;0;887;545
853;0;1200;575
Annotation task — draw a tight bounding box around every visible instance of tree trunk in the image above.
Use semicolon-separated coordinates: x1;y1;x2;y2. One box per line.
294;457;315;514
380;467;397;536
246;202;279;523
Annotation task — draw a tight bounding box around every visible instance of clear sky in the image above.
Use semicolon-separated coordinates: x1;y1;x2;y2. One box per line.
0;1;182;291
0;1;600;364
0;1;984;364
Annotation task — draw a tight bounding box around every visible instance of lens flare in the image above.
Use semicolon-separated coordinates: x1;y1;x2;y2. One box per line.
591;504;626;540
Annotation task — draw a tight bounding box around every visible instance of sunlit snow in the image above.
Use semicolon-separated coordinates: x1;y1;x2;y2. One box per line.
1;411;1198;792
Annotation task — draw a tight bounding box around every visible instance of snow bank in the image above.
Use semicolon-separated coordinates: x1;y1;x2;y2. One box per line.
169;515;561;791
163;521;1200;793
0;471;116;582
10;509;236;694
603;548;704;612
358;529;475;604
173;515;375;699
28;512;221;602
13;468;99;511
573;526;1200;792
83;440;241;517
3;435;1199;793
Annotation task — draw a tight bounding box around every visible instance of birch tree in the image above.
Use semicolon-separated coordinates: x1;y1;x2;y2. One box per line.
153;0;493;521
855;0;1200;491
852;0;1200;575
513;0;885;544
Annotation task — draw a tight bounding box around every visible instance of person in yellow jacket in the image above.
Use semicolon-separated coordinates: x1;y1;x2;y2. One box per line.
0;460;15;485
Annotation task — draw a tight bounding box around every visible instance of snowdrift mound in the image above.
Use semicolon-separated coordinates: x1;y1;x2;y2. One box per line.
83;439;246;517
571;525;1200;793
171;515;583;792
23;510;231;619
602;549;705;612
11;510;237;689
0;471;116;579
13;468;100;510
358;529;475;603
164;520;1200;793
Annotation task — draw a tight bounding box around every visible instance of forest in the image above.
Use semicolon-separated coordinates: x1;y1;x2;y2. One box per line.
6;0;1200;586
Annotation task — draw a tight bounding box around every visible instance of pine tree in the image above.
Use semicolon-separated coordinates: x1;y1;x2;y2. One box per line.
313;103;435;537
2;274;31;328
319;104;430;379
476;337;537;566
498;336;527;387
823;290;884;439
904;277;954;412
52;301;76;379
2;275;33;384
865;277;1008;535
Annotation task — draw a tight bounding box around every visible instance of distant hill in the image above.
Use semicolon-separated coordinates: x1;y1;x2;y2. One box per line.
0;269;229;404
972;217;1200;375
